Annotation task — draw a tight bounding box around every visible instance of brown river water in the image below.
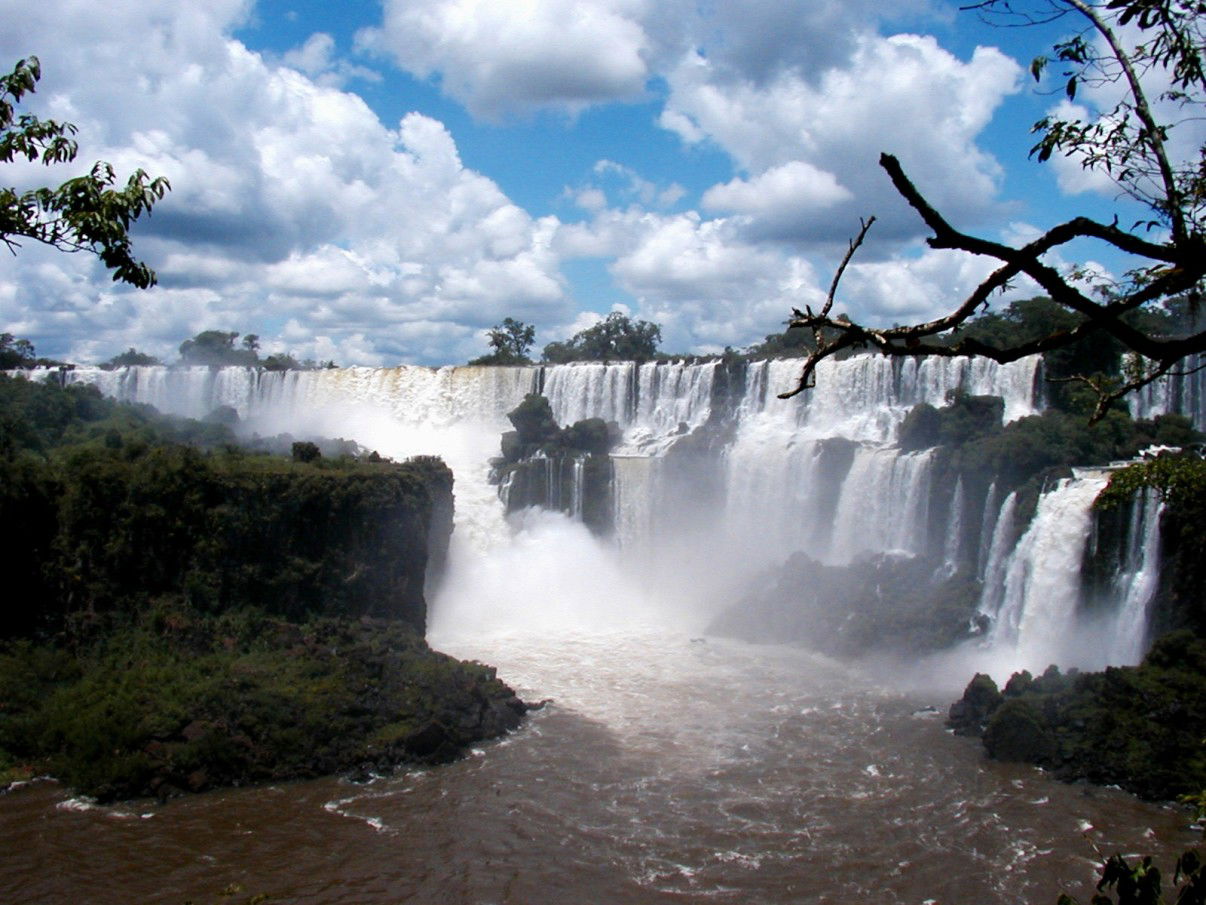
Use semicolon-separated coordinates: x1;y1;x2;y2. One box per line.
2;629;1198;904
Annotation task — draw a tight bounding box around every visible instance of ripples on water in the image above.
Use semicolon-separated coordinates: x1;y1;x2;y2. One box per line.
2;629;1196;904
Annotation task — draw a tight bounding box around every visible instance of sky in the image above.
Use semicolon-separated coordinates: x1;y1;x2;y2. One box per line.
0;0;1199;367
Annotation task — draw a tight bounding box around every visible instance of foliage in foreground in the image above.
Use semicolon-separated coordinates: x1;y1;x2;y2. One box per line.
1;56;169;288
1059;848;1205;905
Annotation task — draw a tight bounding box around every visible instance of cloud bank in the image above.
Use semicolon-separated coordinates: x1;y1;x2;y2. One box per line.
2;0;1118;365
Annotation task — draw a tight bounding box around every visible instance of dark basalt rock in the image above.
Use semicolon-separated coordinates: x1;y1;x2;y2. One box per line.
947;673;1003;737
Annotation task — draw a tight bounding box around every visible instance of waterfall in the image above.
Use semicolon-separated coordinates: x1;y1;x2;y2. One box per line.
939;476;965;578
542;360;718;455
42;352;1165;667
976;481;1000;580
828;447;936;563
612;455;658;550
1103;489;1164;664
985;474;1110;670
1129;351;1206;430
977;491;1019;621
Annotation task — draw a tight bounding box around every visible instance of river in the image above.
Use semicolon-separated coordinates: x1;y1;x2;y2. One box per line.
1;624;1196;904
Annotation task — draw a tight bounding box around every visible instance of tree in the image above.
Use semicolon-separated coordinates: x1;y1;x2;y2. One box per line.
178;330;259;367
542;311;662;363
102;347;161;369
781;1;1206;421
469;317;536;365
0;332;35;369
1;57;169;288
262;352;301;371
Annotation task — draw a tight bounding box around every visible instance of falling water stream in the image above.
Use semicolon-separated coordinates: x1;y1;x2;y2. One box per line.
1;358;1194;904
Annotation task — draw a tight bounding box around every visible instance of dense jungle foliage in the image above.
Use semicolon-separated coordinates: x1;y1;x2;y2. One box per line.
0;374;523;800
0;612;525;802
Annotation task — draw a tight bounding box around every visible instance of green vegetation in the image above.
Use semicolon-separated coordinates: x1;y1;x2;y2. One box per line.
543;311;662;363
0;332;36;368
176;330;330;371
101;347;161;368
0;373;522;800
179;330;261;367
0;331;70;369
0;375;448;635
1097;457;1206;513
2;56;169;288
1098;454;1206;639
0;611;525;802
948;631;1206;801
469;317;536;366
1059;849;1205;905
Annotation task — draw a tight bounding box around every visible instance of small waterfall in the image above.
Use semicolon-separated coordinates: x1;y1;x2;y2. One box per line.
976;481;1000;580
612;455;658;550
939;477;965;577
977;491;1019;620
1103;489;1164;664
829;447;936;563
569;457;586;521
985;475;1110;670
1129;351;1206;430
543;360;717;454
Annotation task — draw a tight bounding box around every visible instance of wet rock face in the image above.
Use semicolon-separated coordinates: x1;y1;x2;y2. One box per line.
490;394;618;536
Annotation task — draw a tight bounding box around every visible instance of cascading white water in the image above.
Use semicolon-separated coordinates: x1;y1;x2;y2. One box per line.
1102;489;1164;664
977;491;1020;621
939;476;965;578
542;360;717;454
1129;351;1206;430
45;351;1163;670
829;446;936;562
975;481;1000;580
984;474;1110;671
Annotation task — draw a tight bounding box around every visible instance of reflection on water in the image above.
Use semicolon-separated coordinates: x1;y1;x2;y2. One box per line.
1;629;1196;904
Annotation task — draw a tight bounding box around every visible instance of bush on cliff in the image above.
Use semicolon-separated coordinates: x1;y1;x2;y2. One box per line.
0;609;526;802
947;631;1206;800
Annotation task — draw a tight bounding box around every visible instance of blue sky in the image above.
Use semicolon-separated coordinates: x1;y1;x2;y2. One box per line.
1;0;1197;366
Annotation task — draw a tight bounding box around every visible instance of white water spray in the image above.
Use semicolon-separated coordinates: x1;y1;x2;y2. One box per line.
44;353;1163;674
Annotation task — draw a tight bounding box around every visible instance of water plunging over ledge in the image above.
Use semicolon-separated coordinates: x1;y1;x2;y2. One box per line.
1;355;1190;904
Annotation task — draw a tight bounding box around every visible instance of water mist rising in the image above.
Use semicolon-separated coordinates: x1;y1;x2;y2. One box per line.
52;352;1163;681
